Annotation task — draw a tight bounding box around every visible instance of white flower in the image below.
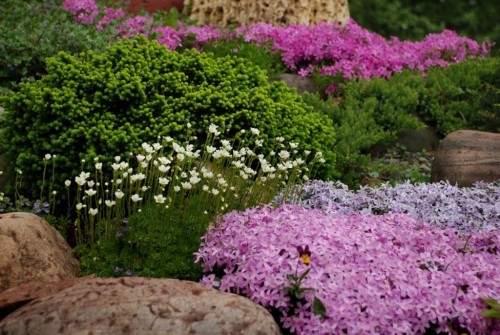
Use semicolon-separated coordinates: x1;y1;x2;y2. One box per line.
154;194;166;204
275;136;285;142
112;163;121;171
119;162;129;170
142;143;154;154
174;186;181;192
250;127;260;135
303;175;309;181
95;162;102;170
164;136;173;142
290;142;299;149
221;140;232;150
158;157;171;165
115;178;122;185
206;146;216;154
85;189;97;197
177;153;185;161
180;172;188;178
153;143;162;151
137;154;146;162
131;194;142;202
187;122;192;128
115;190;125;199
44;154;51;160
158;165;170;173
89;208;98;216
202;185;209;191
141;162;148;169
181;182;192;190
64;180;71;187
141;186;148;192
146;154;152;161
123;172;128;178
76;203;84;211
232;161;244;169
189;176;201;185
209;124;220;136
260;176;267;182
211;188;220;195
105;200;115;207
279;150;290;160
87;180;95;188
315;152;323;158
255;139;263;147
130;173;146;182
159;177;169;186
239;171;249;180
114;156;121;162
319;158;326;163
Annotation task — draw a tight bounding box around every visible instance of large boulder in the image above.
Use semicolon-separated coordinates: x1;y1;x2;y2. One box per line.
0;275;95;321
0;277;282;334
431;130;500;186
0;212;80;293
185;0;350;27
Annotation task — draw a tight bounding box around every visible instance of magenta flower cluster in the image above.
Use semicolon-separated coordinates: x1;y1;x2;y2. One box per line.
236;21;490;81
196;204;500;334
62;0;489;86
290;180;500;233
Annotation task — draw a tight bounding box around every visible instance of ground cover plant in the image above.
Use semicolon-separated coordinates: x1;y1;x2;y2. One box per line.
196;204;500;334
287;180;500;233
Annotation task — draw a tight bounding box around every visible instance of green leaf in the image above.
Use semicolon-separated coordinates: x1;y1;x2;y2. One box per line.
313;297;327;316
297;267;311;282
481;297;500;309
481;310;500;318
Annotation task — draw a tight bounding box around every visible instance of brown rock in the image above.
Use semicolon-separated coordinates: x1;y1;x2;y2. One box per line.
0;212;80;293
185;0;350;27
431;130;500;187
0;277;282;335
0;275;95;321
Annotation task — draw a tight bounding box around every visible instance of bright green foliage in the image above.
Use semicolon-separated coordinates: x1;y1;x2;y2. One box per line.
200;37;287;80
0;36;336;200
0;0;113;93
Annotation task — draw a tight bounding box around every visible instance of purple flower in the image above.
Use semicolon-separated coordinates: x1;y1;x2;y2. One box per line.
114;266;121;273
296;245;311;265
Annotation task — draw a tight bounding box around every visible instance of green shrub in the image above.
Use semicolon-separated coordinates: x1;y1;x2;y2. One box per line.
0;36;336;201
199;37;287;80
420;57;500;134
302;74;425;186
0;0;114;94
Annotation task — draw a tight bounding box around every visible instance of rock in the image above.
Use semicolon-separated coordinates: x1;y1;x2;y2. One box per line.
0;277;282;335
0;212;80;293
276;73;318;95
185;0;350;27
0;275;95;321
431;130;500;187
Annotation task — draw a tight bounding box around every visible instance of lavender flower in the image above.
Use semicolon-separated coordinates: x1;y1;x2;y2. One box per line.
196;204;500;334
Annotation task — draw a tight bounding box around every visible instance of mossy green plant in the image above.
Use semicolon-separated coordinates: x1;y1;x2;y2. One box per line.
0;36;337;203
